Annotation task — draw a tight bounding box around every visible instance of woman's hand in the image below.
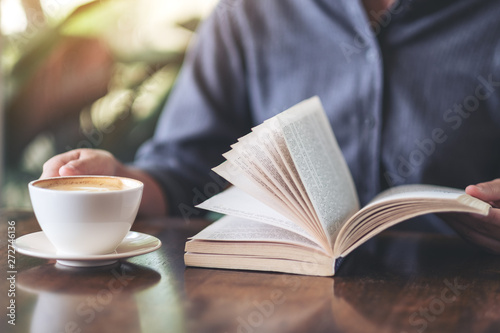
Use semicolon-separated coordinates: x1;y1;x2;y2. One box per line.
442;179;500;254
41;148;120;178
40;148;168;217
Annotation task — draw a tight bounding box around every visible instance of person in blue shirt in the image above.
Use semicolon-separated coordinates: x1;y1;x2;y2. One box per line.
40;0;500;253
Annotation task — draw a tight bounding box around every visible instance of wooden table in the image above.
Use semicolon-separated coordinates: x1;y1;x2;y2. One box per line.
1;210;500;333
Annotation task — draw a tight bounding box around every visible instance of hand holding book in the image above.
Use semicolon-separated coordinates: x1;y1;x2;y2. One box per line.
440;181;500;254
185;97;491;276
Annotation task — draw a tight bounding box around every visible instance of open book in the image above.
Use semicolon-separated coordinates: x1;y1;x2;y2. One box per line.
184;97;491;276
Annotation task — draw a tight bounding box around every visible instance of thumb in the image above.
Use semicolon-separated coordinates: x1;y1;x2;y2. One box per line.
466;179;500;206
59;160;86;176
41;149;117;179
41;150;83;178
59;150;108;176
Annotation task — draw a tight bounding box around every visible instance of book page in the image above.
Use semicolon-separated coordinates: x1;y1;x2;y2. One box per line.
231;138;313;223
367;184;467;205
224;146;312;225
211;161;328;245
277;96;360;247
190;215;326;252
196;186;327;248
232;120;324;237
252;120;322;230
212;161;300;222
334;184;491;257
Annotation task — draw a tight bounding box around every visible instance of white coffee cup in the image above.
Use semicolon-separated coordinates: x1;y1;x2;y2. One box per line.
28;176;144;255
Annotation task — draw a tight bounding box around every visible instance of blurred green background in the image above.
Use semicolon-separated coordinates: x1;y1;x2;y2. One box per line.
1;0;218;209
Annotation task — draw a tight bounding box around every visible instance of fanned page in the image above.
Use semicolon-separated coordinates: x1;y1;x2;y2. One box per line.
207;96;359;252
196;186;326;249
239;122;322;234
276;97;360;246
188;215;326;253
224;146;312;230
253;119;324;235
334;185;491;258
207;100;351;252
211;161;330;250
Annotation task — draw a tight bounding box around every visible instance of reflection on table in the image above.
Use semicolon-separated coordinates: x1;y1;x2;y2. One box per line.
1;211;500;333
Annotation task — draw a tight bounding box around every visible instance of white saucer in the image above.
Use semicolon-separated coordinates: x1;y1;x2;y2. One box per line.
15;231;162;267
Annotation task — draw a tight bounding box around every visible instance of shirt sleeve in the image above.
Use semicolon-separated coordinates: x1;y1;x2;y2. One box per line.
133;3;252;217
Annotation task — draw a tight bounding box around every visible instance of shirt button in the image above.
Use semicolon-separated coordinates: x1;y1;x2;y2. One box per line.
366;49;379;62
364;116;376;128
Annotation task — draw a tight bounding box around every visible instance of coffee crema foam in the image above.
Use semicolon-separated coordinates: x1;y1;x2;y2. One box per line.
34;177;138;192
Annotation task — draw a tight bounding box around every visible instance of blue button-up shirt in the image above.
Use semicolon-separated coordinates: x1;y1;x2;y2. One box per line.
134;0;500;231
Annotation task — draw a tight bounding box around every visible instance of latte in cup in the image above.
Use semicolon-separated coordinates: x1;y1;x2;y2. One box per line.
29;176;143;256
34;176;134;192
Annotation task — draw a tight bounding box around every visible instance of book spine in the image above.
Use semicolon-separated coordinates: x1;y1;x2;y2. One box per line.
334;256;345;274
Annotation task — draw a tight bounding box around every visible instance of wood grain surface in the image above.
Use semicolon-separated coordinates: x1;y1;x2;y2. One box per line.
1;210;499;333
